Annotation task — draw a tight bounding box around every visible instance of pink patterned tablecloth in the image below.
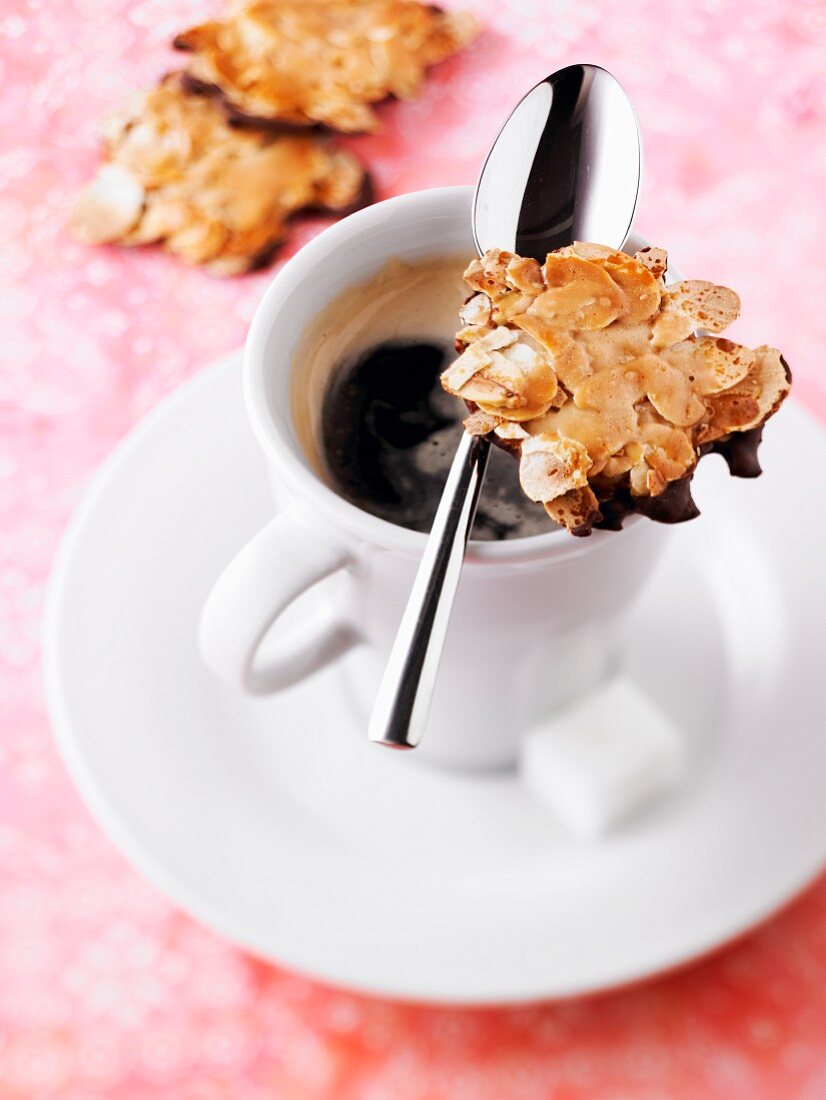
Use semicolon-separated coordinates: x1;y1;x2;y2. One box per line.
2;1;826;1096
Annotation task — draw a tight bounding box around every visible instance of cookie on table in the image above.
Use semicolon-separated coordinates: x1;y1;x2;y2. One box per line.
441;244;791;535
70;73;369;275
173;0;478;133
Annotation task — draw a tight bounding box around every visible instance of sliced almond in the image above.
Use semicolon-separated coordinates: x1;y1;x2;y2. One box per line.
666;336;755;395
464;249;518;298
543;485;601;534
511;317;593;389
166;216;229;266
457;378;525;409
629;462;649;496
558;245;661;322
441;342;492;392
70;164;144;244
455;324;492;345
459;293;493;328
634;246;668;278
491;289;538;323
510;312;564;349
500;338;558;408
636;354;708;427
519;434;591;503
442;326;518;391
485;350;531;394
595;253;661;324
641;422;696;472
600;448;638;479
709;345;790;433
494;421;531;440
464;259;507;297
505;255;544;293
463;410;500;435
534;255;627;329
650;305;695;350
556;242;615;261
665;280;740;333
463;256;489;293
573;363;645;413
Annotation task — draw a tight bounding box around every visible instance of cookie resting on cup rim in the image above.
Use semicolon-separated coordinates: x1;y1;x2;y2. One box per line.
441;244;791;535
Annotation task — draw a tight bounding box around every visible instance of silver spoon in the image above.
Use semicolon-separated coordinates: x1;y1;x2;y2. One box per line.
369;64;642;751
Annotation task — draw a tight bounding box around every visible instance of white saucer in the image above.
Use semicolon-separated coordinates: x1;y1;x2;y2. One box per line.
44;353;826;1004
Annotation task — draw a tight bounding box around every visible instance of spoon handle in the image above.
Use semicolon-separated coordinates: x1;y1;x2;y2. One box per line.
368;431;491;750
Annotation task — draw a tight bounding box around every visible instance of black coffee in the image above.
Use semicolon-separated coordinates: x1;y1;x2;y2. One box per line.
320;339;554;540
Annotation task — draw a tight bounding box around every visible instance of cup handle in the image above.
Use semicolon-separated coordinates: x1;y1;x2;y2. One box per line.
199;509;360;695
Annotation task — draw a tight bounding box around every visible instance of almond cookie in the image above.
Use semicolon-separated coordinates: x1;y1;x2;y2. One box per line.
173;0;478;133
71;74;368;275
442;244;791;535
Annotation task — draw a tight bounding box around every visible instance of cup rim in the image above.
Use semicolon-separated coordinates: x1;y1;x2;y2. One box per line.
245;185;648;565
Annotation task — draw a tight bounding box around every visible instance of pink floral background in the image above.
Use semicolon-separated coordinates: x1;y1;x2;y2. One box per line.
2;0;826;1096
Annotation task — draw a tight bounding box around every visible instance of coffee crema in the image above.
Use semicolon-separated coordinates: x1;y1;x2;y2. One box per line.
291;255;555;539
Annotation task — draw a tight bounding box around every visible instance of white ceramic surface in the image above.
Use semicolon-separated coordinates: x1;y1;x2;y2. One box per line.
200;186;666;768
44;352;826;1004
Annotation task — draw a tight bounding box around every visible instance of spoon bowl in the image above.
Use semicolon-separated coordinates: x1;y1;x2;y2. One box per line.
474;64;642;259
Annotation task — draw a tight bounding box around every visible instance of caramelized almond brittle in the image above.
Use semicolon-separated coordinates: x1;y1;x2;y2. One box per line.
173;0;478;133
442;244;791;535
70;74;368;274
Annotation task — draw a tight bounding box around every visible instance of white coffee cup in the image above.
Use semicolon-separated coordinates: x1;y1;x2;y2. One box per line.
199;186;667;769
